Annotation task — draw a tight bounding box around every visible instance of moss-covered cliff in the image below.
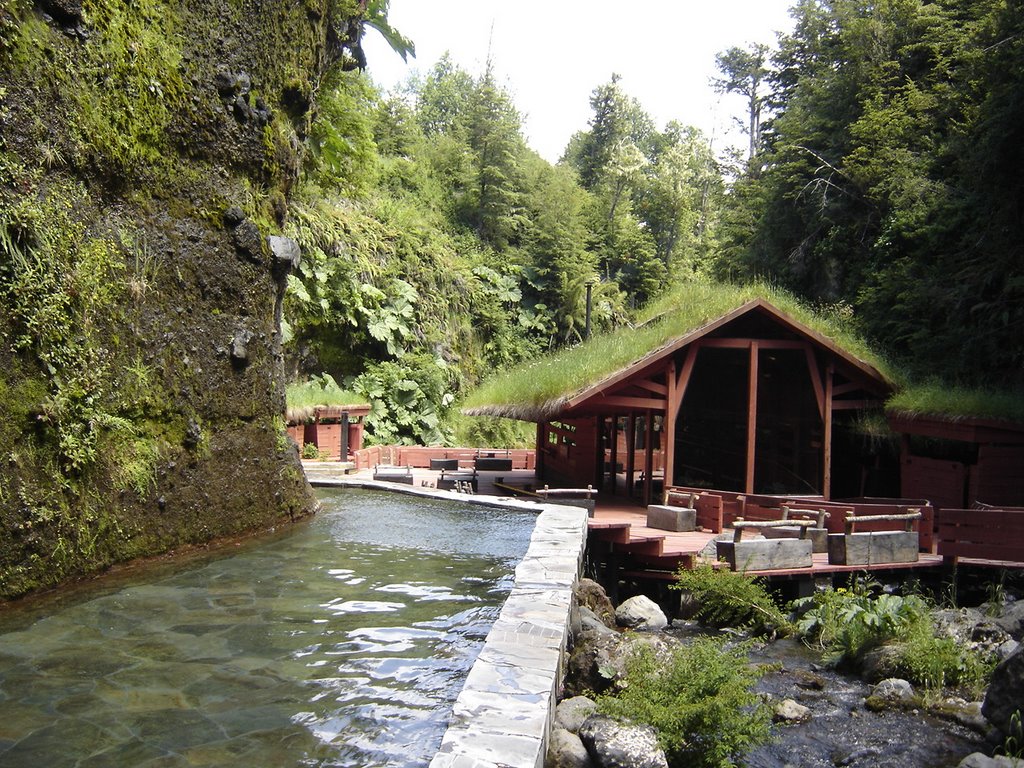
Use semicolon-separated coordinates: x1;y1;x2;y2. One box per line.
0;0;366;599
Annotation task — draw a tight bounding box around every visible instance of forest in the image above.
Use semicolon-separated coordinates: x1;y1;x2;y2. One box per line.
285;0;1024;448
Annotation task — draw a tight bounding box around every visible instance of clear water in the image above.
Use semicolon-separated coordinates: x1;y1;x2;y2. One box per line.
0;488;534;767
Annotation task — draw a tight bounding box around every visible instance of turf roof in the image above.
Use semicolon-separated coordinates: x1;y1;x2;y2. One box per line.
462;281;896;422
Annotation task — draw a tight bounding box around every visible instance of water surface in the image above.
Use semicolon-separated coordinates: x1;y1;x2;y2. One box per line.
0;488;534;767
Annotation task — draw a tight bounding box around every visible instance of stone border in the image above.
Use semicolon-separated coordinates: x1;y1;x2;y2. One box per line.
307;477;589;768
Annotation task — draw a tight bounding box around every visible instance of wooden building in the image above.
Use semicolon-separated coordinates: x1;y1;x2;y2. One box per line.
468;299;895;506
889;412;1024;509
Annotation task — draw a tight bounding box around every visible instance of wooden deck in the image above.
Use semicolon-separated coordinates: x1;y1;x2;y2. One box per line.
588;498;946;581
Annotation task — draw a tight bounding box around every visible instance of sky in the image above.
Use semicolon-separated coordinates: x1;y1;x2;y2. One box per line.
361;0;797;163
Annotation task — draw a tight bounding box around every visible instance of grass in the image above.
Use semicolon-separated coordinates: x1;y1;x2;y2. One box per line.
886;382;1024;424
462;280;896;418
286;374;368;423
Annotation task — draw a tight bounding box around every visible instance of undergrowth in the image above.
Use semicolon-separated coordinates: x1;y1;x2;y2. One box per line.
672;563;791;636
596;640;773;768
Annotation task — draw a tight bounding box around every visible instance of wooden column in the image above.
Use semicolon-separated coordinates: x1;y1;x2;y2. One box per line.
664;360;678;490
643;409;655;505
745;341;759;495
625;415;636;500
823;362;834;499
535;422;546;485
609;414;619;495
595;415;605;491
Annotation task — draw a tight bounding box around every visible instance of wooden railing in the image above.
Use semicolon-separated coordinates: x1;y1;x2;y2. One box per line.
663;485;935;551
937;507;1024;564
350;446;535;472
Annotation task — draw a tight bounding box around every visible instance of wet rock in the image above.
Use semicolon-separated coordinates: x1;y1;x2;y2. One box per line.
223;206;245;227
774;698;812;723
578;715;669;768
267;235;301;273
995;639;1019;662
982;644;1024;739
565;629;678;698
615;595;668;631
229;329;253;365
992;599;1024;640
930;697;989;735
232;219;265;263
872;678;915;703
556;696;598;734
576;579;616;628
833;745;882;766
957;754;1024;768
39;0;82;26
580;606;617;637
547;726;594;768
793;669;827;690
859;643;905;682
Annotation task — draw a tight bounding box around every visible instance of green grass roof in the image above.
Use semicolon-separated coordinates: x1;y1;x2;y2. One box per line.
286;376;369;423
462;281;896;421
886;383;1024;425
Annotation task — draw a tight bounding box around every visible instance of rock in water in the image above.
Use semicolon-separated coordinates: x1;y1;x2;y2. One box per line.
576;578;617;628
615;595;668;631
773;698;812;723
578;715;669;768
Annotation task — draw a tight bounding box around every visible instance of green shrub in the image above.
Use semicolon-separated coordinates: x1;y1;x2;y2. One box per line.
301;442;323;460
794;583;994;694
596;639;772;768
672;563;791;636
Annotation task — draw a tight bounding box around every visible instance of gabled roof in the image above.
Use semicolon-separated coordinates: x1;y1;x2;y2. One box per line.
463;292;894;422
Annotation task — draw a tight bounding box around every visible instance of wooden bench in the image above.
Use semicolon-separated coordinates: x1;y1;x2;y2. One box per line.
760;506;831;552
537;485;596;515
827;511;922;565
648;491;697;531
372;465;415;485
716;519;816;571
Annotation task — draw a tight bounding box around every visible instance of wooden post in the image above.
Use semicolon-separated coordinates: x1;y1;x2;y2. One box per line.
823;362;834;499
644;409;655;505
625;414;636;500
535;422;546;485
664;360;677;489
609;413;619;495
595;415;605;492
745;341;759;495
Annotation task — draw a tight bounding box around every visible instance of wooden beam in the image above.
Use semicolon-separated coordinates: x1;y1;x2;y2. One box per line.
632;379;669;396
675;344;700;402
593;395;666;411
664;360;677;489
804;345;825;421
746;341;759;495
832;382;862;397
823;363;834;500
831;399;884;411
700;338;808;350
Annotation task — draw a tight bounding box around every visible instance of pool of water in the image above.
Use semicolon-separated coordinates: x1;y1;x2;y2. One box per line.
0;488;535;767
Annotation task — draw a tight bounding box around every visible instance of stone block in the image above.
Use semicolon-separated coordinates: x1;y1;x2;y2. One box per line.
716;538;813;571
646;504;696;532
827;531;919;565
761;525;829;553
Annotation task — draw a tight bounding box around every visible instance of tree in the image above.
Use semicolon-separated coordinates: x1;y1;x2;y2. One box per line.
714;43;770;160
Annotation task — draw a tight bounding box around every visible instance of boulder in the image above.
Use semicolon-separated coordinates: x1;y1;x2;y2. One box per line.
859;643;906;683
578;715;669;768
773;698;811;723
580;606;617;637
872;678;916;703
993;599;1024;640
556;696;599;734
615;596;668;631
982;644;1024;738
565;629;679;698
268;235;301;273
576;579;616;628
547;726;595;768
957;754;1024;768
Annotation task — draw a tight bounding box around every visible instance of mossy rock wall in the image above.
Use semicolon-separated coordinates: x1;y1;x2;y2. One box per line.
0;0;364;599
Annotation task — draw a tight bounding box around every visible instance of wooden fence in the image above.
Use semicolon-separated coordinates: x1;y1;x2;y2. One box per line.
350;446;535;472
